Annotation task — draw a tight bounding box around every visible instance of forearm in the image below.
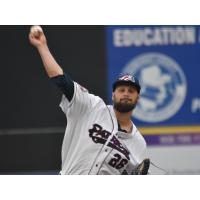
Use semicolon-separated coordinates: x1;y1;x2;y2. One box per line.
37;44;63;78
38;45;74;101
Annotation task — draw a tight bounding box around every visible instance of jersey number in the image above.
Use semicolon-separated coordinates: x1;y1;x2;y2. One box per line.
108;153;128;169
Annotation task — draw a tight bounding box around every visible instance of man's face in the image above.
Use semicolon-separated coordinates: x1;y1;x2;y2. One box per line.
112;85;139;113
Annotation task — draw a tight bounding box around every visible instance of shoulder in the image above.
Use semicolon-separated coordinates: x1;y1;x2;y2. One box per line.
75;82;88;93
75;82;106;108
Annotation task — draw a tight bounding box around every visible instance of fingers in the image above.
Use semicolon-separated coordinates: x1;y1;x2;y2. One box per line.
29;25;47;48
30;25;43;38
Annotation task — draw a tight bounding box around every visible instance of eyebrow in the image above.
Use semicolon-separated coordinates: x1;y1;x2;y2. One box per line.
117;86;137;90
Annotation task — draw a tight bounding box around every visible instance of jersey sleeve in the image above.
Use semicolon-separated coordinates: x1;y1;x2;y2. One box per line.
50;73;74;102
59;82;101;118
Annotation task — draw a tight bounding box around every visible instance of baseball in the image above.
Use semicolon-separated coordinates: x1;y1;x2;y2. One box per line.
30;25;43;37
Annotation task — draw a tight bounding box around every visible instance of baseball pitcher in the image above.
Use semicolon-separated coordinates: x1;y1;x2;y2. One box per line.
29;26;150;175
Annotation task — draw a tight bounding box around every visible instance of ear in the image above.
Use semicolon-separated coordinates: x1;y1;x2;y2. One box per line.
112;92;115;101
136;94;140;103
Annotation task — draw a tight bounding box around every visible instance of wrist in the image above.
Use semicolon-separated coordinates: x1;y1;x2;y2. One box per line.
37;43;49;52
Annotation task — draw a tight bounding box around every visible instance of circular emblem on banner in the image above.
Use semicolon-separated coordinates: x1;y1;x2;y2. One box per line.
122;52;187;123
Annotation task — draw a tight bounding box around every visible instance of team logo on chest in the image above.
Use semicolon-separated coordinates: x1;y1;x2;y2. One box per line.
88;124;130;160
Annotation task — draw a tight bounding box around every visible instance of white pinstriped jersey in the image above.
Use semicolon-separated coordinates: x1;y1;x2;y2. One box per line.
59;82;147;175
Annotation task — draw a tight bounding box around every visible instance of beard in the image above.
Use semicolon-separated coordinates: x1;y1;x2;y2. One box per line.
113;101;136;113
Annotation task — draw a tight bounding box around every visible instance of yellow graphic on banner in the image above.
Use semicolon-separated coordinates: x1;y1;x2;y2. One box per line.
139;125;200;135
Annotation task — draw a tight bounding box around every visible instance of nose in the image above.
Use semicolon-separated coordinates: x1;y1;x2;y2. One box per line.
122;89;130;97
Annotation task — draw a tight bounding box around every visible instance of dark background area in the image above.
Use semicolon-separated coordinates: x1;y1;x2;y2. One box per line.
0;26;107;174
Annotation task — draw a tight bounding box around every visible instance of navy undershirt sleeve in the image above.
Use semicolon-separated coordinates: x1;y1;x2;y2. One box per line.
50;73;74;102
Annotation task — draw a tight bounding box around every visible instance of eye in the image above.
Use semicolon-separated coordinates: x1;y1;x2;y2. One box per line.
129;89;134;93
118;87;125;92
129;87;136;93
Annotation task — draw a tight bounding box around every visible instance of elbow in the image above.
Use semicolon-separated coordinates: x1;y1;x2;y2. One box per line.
48;68;64;78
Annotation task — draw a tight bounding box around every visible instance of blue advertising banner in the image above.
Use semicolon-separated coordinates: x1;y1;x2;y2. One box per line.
106;25;200;146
